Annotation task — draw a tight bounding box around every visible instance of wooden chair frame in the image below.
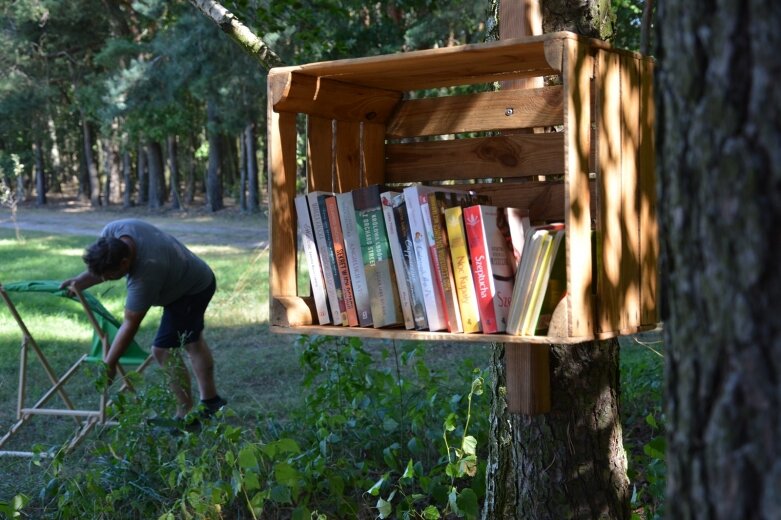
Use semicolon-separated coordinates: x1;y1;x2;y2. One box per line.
0;284;153;457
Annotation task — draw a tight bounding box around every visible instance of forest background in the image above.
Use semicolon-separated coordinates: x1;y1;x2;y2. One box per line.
0;1;662;519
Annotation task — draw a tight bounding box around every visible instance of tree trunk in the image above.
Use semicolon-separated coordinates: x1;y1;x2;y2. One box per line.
33;139;47;206
122;150;133;208
168;135;181;210
102;137;121;205
146;140;165;209
185;133;198;204
246;121;260;212
238;125;247;211
482;1;630;518
657;1;781;518
136;142;148;206
47;116;62;194
206;100;224;212
82;116;100;207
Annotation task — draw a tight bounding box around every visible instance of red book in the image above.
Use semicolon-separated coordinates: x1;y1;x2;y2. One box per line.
325;196;359;327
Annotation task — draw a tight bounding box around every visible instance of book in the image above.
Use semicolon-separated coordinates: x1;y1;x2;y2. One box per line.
381;190;416;330
353;184;403;328
421;192;462;333
521;228;565;335
336;192;373;327
444;206;481;333
531;232;567;334
391;192;428;330
294;195;330;325
325;196;359;327
307;191;343;325
506;207;532;271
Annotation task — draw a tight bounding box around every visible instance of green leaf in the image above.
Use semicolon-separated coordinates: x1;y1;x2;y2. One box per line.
274;462;299;486
402;459;415;479
422;505;441;519
383;416;399;432
275;437;301;454
456;488;479;520
377;497;393;519
458;455;478;477
462;435;477;456
292;505;312;520
368;473;388;496
444;413;457;432
270;484;292;504
243;471;260;492
238;446;258;469
645;413;658;429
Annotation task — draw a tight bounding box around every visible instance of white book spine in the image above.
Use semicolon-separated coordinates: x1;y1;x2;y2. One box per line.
381;191;415;330
307;191;342;325
336;192;373;327
295;195;331;324
403;185;448;332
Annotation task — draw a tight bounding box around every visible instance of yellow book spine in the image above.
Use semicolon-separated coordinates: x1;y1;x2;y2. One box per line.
521;233;554;335
445;206;481;333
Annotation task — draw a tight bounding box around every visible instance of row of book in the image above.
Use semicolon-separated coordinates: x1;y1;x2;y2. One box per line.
295;183;566;335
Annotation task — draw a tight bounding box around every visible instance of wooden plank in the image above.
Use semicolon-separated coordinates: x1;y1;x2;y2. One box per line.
362;122;387;186
272;73;401;123
307;116;333;191
271;296;316;327
268;97;300;321
269;323;601;345
595;50;623;334
639;59;658;326
385;133;564;183
562;38;594;338
386;87;563;138
505;343;551;414
469;179;598;224
499;0;544;92
335;120;362;192
620;53;642;332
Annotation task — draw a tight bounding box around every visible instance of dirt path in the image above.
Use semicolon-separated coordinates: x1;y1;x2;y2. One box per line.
0;201;269;250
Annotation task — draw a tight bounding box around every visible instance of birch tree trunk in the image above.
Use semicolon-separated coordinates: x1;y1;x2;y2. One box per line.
657;0;781;518
33;139;47;206
82;116;100;207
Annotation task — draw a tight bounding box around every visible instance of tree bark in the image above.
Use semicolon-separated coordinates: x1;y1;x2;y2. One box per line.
168;135;181;210
185;134;197;205
206;100;224;212
136;142;148;206
245;122;260;212
238;126;247;211
33;139;47;206
146;140;166;209
482;1;630;518
657;1;781;518
484;341;629;519
82;116;100;207
122;150;133;208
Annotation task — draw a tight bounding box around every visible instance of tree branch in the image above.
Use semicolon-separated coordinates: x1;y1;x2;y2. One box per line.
189;0;284;69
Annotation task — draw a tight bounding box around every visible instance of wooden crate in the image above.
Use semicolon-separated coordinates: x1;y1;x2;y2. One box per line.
266;31;657;345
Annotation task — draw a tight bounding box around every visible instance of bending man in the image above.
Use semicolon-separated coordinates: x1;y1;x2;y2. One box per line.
62;218;226;423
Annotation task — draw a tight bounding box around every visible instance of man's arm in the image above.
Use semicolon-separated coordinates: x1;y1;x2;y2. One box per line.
104;307;147;380
60;271;103;292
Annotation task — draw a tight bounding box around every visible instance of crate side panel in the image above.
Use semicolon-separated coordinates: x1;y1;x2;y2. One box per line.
620;53;642;332
595;50;623;334
639;59;659;326
307;116;334;192
336;120;362;192
362;122;387;187
562;38;594;338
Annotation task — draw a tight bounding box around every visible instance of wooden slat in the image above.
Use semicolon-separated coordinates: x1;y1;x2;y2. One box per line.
469;179;598;223
385;133;564;183
361;122;387;187
270;323;604;345
307;116;333;191
620;54;642;332
639;59;658;326
272;72;402;123
562;38;594;338
505;343;551;414
335;120;362;192
595;50;623;334
386;87;563;138
268;98;300;321
271;296;316;327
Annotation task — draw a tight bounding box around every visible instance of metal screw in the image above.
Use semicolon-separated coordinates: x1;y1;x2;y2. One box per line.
505;108;514;116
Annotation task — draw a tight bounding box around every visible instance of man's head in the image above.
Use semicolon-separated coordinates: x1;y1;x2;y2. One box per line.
83;237;132;281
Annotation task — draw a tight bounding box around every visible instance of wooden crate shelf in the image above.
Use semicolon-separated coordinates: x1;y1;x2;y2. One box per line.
267;31;657;345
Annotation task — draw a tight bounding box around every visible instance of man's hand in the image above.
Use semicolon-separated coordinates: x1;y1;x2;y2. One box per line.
60;271;102;295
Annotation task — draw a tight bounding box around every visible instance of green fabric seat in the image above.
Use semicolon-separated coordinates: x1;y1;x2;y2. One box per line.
2;280;148;365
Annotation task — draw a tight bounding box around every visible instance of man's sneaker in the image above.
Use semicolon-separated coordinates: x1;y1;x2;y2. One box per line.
198;396;228;419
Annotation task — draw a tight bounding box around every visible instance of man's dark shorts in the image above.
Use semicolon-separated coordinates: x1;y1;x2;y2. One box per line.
153;277;216;349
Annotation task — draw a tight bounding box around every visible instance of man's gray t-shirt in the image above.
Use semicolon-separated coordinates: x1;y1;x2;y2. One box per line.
101;219;214;312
